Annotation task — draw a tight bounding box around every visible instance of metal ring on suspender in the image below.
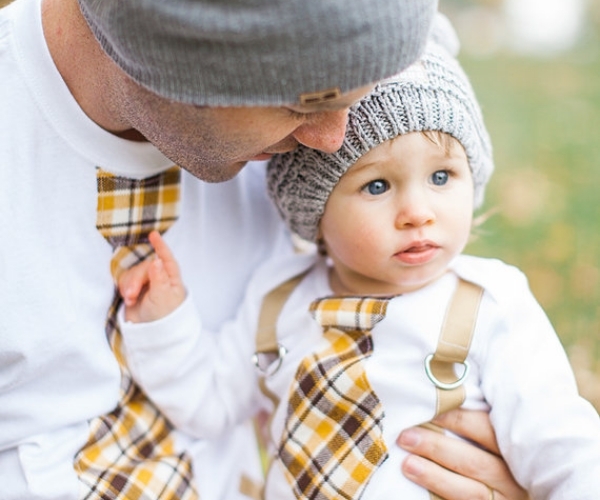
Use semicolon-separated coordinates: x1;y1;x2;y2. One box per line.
424;353;470;391
252;344;288;377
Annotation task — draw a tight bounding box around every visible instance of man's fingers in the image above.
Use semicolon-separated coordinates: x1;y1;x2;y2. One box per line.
398;425;501;483
401;454;497;500
432;408;500;454
398;423;528;500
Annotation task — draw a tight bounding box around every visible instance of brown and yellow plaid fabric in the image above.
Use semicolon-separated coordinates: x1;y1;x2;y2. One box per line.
74;166;199;500
279;297;390;500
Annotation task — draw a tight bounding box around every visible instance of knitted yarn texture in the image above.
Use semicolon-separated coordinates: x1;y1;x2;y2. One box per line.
267;35;493;242
78;0;437;106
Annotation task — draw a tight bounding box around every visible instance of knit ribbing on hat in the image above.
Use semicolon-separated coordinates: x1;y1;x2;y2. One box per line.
78;0;437;106
267;39;494;242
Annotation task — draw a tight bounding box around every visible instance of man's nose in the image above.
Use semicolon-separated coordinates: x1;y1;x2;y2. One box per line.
292;109;349;154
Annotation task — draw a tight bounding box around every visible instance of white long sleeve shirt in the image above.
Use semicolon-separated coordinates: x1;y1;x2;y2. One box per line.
121;253;600;500
0;0;290;497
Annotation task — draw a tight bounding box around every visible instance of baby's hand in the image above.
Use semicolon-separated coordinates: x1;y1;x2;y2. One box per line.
118;231;186;323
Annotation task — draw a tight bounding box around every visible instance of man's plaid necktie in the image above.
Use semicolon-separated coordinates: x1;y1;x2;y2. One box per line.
279;296;390;500
74;166;198;500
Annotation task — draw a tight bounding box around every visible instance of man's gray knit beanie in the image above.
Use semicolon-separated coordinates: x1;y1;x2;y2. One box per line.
77;0;437;106
267;15;494;242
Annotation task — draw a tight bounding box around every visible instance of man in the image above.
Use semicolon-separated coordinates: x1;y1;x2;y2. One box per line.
0;0;525;498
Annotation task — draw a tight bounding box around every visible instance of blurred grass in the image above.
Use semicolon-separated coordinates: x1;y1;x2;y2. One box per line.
461;51;600;410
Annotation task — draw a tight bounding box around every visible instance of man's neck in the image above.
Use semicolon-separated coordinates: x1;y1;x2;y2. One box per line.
41;0;144;140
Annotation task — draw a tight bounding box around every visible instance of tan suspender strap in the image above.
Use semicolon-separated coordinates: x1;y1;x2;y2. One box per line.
239;474;263;500
256;273;307;353
241;272;310;499
429;278;484;416
257;376;278;412
424;278;483;500
254;272;309;409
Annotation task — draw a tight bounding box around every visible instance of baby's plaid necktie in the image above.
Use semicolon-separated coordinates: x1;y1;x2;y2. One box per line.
74;166;198;500
279;296;390;500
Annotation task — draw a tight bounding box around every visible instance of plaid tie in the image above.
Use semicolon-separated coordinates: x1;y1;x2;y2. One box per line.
74;166;198;500
279;296;390;500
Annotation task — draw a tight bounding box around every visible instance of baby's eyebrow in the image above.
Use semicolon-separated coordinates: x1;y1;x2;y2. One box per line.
341;164;377;183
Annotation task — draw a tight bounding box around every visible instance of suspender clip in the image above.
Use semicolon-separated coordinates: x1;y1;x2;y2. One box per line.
252;344;288;377
424;353;470;391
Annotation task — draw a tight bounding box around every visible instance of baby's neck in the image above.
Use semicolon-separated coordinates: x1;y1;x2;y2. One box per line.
327;265;449;297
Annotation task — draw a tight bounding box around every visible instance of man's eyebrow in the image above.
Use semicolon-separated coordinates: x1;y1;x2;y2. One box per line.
288;99;356;113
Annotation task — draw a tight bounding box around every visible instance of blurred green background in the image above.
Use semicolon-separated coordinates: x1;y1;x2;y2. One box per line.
442;0;600;410
2;0;598;409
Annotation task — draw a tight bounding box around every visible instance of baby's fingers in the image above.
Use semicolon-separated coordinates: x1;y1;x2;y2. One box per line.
118;258;153;306
147;258;171;294
148;231;182;284
142;256;186;320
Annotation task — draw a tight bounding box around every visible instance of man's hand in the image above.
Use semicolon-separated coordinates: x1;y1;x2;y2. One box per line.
118;231;186;323
397;409;528;500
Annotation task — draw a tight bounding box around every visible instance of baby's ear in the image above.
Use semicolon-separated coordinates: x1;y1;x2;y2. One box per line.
316;234;328;256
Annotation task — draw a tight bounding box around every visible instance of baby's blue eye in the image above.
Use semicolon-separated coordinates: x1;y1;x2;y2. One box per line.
365;179;389;195
431;170;449;186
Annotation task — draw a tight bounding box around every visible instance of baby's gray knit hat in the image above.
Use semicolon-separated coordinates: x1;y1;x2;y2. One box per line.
267;16;494;242
77;0;437;106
